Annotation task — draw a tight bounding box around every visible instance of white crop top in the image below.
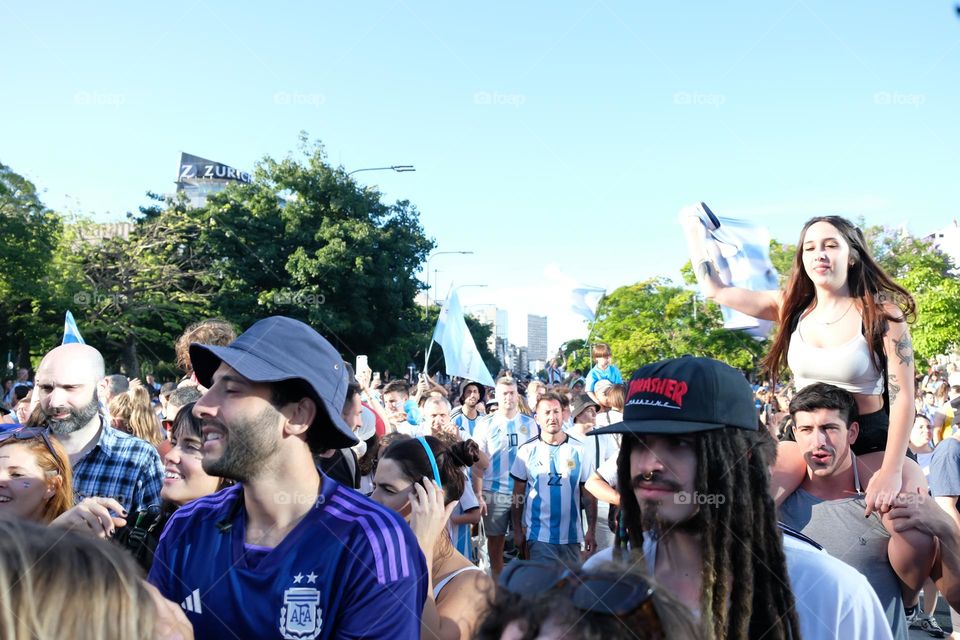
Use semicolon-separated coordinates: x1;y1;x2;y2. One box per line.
788;324;884;395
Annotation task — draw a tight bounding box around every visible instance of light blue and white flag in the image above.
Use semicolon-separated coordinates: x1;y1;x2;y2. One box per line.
570;285;606;322
685;202;779;339
62;310;85;345
430;288;495;387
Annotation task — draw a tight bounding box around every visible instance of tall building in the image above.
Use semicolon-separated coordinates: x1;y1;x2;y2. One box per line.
467;304;508;352
496;308;509;341
527;314;548;362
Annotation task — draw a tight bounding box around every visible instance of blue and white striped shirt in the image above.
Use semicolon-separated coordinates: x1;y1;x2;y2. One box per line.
474;412;538;494
452;412;479;438
510;435;591;545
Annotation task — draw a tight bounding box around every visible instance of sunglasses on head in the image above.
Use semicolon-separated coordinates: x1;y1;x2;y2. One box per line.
0;427;66;474
499;560;654;616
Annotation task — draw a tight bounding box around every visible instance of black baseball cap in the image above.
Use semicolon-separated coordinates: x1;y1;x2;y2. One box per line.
591;356;758;436
189;316;359;448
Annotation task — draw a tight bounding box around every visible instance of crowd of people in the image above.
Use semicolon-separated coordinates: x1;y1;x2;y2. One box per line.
0;213;958;638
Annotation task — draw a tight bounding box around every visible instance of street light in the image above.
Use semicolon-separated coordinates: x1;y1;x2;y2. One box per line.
347;165;416;177
424;250;473;306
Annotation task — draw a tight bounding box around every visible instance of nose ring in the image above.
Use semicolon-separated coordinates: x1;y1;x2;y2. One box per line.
642;472;654;481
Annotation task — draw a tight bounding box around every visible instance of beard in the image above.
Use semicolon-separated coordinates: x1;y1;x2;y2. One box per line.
639;497;705;537
202;405;282;483
46;395;101;435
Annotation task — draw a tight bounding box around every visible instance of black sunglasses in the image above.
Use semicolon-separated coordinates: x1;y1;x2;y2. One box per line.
499;560;654;616
0;427;66;474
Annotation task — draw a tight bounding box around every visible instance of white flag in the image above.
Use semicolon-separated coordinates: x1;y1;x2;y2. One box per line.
431;288;495;387
684;202;779;338
571;286;606;322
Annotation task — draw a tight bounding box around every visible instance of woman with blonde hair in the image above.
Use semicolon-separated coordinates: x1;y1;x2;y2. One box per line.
110;380;163;447
0;425;132;538
0;428;73;523
0;518;193;639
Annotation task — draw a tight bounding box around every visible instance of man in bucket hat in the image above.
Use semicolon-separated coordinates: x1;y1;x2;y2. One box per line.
148;316;428;639
586;356;892;639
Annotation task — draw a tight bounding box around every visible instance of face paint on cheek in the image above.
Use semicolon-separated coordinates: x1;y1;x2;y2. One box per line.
21;481;31;488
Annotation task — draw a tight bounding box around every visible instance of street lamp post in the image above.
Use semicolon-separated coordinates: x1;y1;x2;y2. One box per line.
424;250;474;307
347;165;415;177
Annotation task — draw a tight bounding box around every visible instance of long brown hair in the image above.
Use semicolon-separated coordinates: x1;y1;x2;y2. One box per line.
109;387;163;447
764;215;916;383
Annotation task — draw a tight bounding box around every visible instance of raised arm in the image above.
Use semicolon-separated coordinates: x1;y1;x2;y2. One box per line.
679;207;782;321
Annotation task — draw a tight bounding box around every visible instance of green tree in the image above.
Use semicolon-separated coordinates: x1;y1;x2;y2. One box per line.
866;225;960;361
62;212;216;378
560;338;591;375
587;278;766;375
0;162;64;369
157;136;435;374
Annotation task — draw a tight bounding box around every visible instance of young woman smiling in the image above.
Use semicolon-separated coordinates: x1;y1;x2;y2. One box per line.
684;213;916;514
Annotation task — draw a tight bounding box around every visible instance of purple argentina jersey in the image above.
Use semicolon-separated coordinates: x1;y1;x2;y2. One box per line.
148;478;428;639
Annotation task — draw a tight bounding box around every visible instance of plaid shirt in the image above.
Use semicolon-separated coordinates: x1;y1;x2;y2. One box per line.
71;418;164;517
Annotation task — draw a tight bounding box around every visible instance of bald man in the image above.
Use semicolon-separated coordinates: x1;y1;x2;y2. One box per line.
35;343;163;519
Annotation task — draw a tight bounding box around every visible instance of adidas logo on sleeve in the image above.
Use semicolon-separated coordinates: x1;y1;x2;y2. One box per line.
181;588;203;614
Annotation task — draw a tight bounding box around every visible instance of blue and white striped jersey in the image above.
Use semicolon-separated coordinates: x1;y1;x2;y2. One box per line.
473;412;538;494
510;435;592;545
450;475;480;559
452;412;479;438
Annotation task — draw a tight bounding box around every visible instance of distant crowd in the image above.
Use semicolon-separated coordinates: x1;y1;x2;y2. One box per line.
0;213;959;639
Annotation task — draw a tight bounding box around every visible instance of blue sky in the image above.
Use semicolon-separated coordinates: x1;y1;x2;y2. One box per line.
2;2;958;351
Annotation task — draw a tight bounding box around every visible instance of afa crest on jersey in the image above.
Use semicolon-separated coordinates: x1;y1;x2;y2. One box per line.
279;580;322;640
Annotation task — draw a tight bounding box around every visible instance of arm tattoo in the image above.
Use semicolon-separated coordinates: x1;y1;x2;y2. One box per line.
888;373;900;406
894;333;914;367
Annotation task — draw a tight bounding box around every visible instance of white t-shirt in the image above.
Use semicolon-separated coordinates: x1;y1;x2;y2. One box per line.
597;451;619;488
583;532;893;640
395;421;428;437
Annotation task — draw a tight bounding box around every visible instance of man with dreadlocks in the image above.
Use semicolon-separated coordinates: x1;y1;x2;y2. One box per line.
586;356;892;640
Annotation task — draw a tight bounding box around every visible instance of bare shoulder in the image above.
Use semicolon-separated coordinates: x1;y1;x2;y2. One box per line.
437;568;494;610
880;300;909;328
857;452;925;490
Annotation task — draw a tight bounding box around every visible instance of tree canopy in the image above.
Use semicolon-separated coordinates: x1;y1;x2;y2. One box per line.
0;140;444;378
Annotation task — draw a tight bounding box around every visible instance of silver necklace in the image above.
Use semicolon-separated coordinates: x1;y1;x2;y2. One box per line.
815;301;854;326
